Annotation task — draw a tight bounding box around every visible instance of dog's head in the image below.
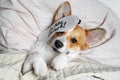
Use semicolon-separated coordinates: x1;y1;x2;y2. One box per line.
48;1;106;55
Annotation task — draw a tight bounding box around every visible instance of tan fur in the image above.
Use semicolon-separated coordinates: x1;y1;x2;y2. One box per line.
53;1;71;22
50;25;90;50
67;25;89;50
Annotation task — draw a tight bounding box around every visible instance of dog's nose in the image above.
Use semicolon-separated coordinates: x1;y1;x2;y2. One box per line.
54;40;63;48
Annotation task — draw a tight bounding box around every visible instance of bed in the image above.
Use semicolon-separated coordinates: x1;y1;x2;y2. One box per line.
0;0;120;80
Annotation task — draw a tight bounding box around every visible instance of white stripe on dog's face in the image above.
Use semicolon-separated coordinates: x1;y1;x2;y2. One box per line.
49;25;90;54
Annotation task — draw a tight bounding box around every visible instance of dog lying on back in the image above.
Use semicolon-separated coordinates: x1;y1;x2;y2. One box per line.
22;1;106;76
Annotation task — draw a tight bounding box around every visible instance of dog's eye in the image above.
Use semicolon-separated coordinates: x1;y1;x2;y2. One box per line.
71;38;77;43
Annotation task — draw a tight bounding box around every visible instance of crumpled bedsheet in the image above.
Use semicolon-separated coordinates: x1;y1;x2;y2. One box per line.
0;50;120;80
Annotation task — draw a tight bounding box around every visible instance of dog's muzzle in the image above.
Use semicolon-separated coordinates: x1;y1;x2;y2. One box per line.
54;40;63;48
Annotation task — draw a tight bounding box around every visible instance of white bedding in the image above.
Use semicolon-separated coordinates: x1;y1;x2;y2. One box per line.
0;0;120;51
99;0;120;18
0;50;120;80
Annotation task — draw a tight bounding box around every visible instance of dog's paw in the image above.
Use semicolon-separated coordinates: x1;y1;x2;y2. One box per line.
33;56;48;76
51;53;68;70
22;52;48;76
51;60;66;71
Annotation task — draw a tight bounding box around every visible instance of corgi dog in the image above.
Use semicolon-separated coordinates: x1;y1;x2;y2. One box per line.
22;1;107;76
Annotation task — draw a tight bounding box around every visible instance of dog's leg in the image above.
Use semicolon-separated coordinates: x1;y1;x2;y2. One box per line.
51;53;68;70
22;52;48;76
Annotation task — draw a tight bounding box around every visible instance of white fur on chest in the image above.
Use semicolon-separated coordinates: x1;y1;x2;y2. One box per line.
30;41;56;63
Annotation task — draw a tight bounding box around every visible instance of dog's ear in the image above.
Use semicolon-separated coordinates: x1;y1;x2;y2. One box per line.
53;1;71;22
86;28;106;46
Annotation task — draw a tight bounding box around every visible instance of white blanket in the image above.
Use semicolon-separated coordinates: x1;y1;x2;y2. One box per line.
0;50;120;80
